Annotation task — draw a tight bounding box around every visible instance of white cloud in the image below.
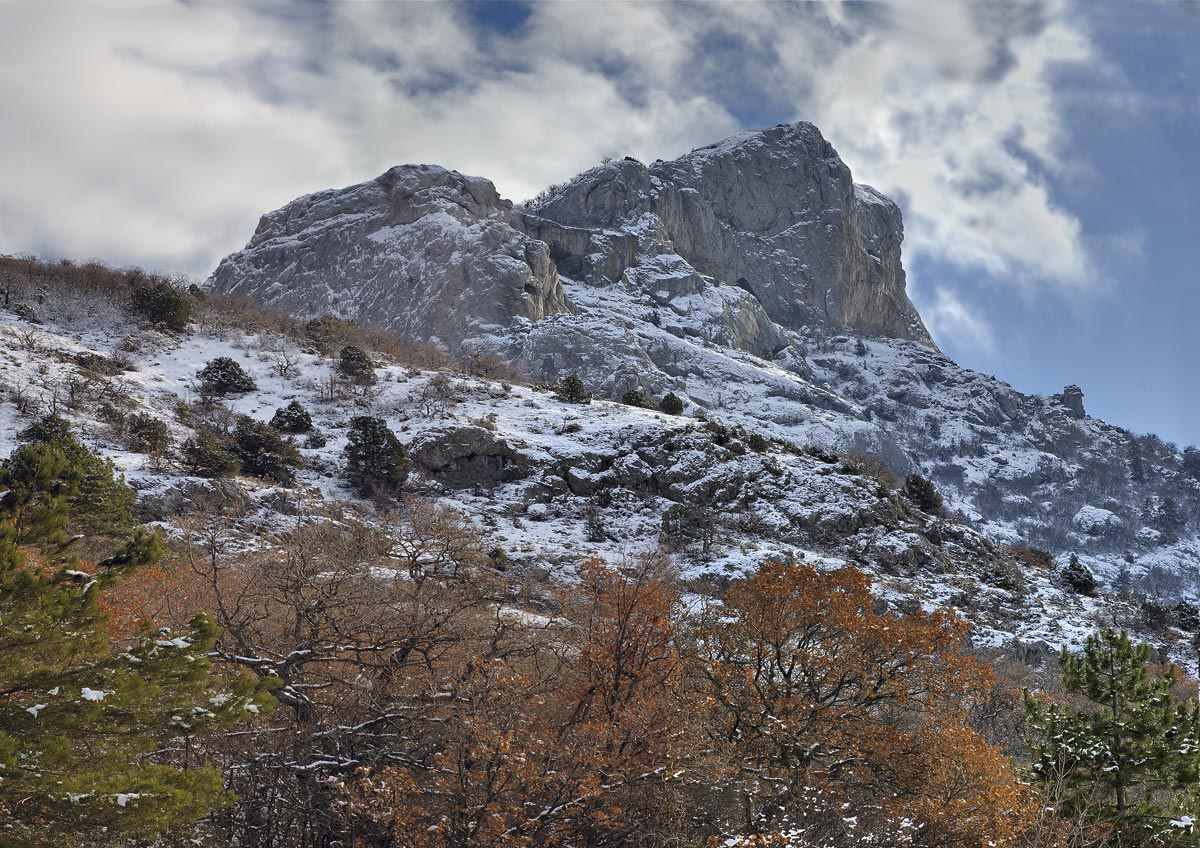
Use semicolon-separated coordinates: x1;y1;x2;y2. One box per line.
0;1;351;271
918;287;997;358
789;0;1098;291
0;0;1104;292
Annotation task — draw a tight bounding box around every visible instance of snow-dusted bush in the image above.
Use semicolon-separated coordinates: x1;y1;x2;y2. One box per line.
659;392;684;415
337;345;377;386
1061;553;1098;596
126;412;172;455
904;473;943;515
269;400;313;434
197;357;256;398
620;389;649;408
130;282;192;331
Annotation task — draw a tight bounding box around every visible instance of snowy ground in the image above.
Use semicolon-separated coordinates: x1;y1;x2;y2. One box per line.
2;303;1197;667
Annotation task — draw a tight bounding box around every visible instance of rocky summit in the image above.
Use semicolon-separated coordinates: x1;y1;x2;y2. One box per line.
209;122;932;357
208;164;569;347
206;122;1200;621
525;123;932;346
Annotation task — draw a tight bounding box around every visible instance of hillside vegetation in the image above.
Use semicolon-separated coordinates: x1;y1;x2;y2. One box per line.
2;257;1200;847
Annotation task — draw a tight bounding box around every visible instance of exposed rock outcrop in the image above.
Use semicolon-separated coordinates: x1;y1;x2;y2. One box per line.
209;123;934;364
208;165;569;350
408;424;530;488
527;123;934;347
1055;385;1086;419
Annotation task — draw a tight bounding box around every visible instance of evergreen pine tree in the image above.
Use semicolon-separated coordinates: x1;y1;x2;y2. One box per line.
17;413;72;443
231;417;303;484
620;389;650;408
1155;497;1186;543
1183;447;1200;482
904;473;944;514
3;416;134;543
179;430;240;478
555;375;590;404
337;345;377;386
659;392;684;416
304;315;351;355
1062;553;1099;596
1116;562;1134;595
126;412;173;455
0;441;74;546
1024;629;1200;845
344;416;410;496
0;449;275;844
60;438;135;539
1175;602;1200;633
1130;443;1147;482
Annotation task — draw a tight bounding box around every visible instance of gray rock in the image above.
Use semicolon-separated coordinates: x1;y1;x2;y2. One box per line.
208;165;569;353
209;123;933;369
408;424;529;488
529;123;935;347
1057;385;1086;419
137;478;252;521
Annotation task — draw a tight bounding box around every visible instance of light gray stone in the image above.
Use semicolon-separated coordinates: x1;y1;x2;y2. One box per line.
529;123;935;347
208;165;569;352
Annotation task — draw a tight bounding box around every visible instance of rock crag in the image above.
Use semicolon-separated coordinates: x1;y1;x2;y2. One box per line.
527;123;933;347
208;165;569;347
208;123;933;356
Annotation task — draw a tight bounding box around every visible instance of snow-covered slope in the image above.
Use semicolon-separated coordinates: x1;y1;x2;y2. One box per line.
8;121;1199;666
202;123;1200;599
0;296;1192;665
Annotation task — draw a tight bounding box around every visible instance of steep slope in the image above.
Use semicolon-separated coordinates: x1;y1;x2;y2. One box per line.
0;299;1101;656
200;122;1200;627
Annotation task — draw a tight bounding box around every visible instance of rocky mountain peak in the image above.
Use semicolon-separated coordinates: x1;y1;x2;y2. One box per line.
525;121;934;348
208;163;568;346
208;122;934;357
375;164;512;223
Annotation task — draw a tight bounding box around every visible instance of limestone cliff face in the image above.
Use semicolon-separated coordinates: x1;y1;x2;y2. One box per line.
208;123;933;361
527;123;935;347
208;165;569;349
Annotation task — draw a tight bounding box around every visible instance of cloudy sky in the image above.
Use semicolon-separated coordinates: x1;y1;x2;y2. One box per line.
1;0;1197;446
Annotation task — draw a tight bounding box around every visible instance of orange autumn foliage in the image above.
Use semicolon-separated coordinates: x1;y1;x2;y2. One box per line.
696;561;1038;848
156;508;1043;848
99;557;213;639
340;556;690;848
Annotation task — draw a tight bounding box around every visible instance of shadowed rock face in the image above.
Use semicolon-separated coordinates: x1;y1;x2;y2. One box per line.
408;424;530;488
527;123;934;347
207;165;569;349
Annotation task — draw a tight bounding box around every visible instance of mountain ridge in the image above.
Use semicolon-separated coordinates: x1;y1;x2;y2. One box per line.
202;122;1200;598
209;122;933;352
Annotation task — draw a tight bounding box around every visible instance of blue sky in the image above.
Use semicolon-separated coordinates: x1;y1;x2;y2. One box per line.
0;0;1196;446
915;1;1200;449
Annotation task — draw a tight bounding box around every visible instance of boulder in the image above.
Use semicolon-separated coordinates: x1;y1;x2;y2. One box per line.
137;478;252;521
408;424;530;488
